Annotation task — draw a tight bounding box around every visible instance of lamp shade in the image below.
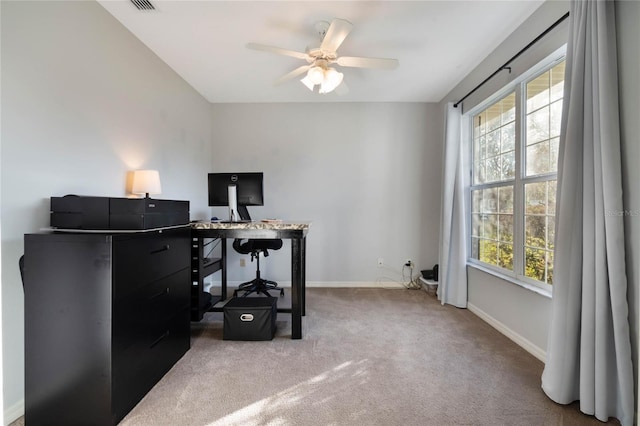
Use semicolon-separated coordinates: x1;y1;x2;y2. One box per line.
300;75;315;91
319;68;343;94
307;66;325;85
131;169;161;197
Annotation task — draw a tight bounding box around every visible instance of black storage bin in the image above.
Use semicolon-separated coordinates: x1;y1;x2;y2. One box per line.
223;297;277;341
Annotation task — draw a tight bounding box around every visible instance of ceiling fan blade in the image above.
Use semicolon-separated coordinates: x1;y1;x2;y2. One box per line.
274;65;311;86
320;18;353;53
246;42;310;60
336;56;399;69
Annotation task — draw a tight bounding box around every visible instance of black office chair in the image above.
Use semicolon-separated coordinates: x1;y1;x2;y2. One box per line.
232;238;284;297
230;207;284;298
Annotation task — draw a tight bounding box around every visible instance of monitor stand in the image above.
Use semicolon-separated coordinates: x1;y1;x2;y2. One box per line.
237;205;251;221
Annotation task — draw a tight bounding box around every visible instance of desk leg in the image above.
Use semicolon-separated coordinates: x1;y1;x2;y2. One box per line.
221;237;227;301
301;236;306;316
291;238;302;339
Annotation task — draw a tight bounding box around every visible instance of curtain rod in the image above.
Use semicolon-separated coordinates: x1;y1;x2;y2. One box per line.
453;11;570;109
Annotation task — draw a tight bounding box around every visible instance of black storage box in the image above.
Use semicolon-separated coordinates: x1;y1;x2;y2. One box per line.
50;195;189;230
223;297;277;341
109;198;189;229
50;196;110;229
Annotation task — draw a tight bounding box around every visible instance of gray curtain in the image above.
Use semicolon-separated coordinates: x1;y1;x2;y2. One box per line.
438;103;468;308
541;1;634;425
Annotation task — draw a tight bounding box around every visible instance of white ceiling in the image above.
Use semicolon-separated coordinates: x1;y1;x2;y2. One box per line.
97;0;544;103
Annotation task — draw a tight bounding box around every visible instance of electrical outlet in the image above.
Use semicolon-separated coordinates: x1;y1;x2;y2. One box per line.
240;258;246;267
377;257;384;267
405;259;414;267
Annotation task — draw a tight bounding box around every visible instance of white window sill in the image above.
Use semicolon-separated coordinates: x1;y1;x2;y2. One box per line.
467;262;552;299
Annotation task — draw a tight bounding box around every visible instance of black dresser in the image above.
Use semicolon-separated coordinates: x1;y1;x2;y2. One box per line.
23;227;191;425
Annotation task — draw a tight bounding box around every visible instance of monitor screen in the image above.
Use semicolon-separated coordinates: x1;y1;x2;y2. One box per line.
208;172;264;207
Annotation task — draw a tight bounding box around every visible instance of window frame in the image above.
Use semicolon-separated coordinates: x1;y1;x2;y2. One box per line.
466;47;566;294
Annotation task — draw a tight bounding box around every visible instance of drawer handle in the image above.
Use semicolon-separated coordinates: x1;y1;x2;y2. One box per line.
150;330;170;348
149;287;170;300
150;244;170;255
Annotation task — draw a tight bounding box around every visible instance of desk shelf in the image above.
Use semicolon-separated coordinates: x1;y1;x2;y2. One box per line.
191;238;222;321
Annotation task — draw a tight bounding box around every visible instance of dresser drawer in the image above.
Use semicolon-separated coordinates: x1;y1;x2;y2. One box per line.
113;228;189;299
113;267;189;354
113;309;189;420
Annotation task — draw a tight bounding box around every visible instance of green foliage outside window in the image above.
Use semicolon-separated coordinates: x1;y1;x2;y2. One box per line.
475;236;553;284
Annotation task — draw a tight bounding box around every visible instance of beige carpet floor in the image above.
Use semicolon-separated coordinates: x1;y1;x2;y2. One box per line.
12;287;620;425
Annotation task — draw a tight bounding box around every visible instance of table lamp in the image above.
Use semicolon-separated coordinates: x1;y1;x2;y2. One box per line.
131;169;161;198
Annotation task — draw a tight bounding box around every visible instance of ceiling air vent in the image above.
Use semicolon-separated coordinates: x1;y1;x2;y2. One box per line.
131;0;155;11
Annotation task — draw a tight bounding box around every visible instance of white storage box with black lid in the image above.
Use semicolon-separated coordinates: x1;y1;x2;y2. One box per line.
223;297;277;341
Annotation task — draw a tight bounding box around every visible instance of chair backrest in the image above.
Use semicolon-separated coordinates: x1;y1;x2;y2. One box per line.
230;209;283;255
233;238;283;255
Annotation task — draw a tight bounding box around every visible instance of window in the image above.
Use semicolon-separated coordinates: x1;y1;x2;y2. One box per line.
469;56;565;290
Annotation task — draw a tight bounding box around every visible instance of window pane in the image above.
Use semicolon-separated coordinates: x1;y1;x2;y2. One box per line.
473;162;485;185
501;93;516;124
486;156;501;182
484;214;498;239
501;151;515;180
471;184;513;271
480;240;498;266
525;182;547;214
486;104;501;132
483;188;498;212
548;181;557;215
498;243;513;269
472;190;482;213
526;106;550;145
550;100;563;138
472;214;482;237
472;92;517;186
501;122;515;153
527;70;550;112
525;248;547;281
550;137;559;173
478;136;487;160
550;62;565;102
474;113;485;136
499;214;513;242
526;141;550;176
525;216;546;248
498;186;513;213
487;130;500;157
547;216;555;250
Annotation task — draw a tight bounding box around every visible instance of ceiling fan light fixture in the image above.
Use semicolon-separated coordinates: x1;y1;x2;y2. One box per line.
319;68;343;94
300;76;315;91
307;66;325;85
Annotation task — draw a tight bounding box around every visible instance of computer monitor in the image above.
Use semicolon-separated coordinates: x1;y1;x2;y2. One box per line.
208;172;264;220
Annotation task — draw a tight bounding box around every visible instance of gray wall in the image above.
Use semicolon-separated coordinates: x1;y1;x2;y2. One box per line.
210;103;442;285
0;1;213;422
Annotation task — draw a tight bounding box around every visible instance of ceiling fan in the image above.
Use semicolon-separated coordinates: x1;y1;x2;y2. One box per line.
247;18;399;94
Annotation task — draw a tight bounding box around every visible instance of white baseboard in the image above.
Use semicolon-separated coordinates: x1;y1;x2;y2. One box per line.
467;302;547;363
220;281;406;289
4;399;24;425
307;281;405;289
